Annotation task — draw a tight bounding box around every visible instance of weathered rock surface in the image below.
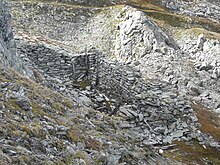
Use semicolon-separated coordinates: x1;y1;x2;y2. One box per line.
114;6;178;62
0;1;32;77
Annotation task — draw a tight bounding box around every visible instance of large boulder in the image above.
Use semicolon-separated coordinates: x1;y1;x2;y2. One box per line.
114;6;178;62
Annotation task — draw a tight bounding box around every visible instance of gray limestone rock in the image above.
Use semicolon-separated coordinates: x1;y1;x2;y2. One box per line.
114;7;175;62
0;1;32;77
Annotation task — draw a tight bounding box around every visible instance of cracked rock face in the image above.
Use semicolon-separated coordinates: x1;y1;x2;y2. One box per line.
0;1;32;77
115;7;174;62
113;5;220;113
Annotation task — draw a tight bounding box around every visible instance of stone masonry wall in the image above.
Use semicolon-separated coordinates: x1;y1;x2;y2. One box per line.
16;39;203;145
16;40;101;85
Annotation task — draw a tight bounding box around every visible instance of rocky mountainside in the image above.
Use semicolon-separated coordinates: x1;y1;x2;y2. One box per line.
1;0;220;164
1;64;174;164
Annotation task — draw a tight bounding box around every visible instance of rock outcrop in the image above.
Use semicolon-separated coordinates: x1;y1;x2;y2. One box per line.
175;29;220;110
114;6;178;62
0;1;32;77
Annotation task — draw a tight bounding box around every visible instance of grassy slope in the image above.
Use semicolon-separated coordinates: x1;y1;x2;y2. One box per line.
129;0;220;35
163;104;220;165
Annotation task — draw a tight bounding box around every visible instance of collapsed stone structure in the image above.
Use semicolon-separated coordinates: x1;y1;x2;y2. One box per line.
15;36;201;147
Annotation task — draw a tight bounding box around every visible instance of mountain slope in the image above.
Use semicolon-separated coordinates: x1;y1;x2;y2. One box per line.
1;0;220;164
0;65;172;164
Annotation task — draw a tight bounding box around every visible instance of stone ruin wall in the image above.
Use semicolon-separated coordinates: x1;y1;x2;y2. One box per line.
16;40;200;145
17;41;101;85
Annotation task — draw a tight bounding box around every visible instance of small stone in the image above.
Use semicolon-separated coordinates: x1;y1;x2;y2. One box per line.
16;98;32;111
127;109;138;117
139;114;144;121
8;150;17;156
159;149;163;154
119;108;133;118
120;122;134;128
181;122;188;128
209;142;220;148
170;130;187;139
66;146;75;154
77;142;85;150
163;136;173;144
0;102;5;110
95;96;105;102
127;77;135;81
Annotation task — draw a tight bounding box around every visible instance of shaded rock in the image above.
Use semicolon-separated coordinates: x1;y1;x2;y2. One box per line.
16;98;32;111
170;129;189;139
0;1;32;77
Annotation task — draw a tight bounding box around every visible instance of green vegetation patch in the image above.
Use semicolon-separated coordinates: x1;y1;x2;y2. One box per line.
175;28;220;40
164;140;220;165
164;103;220;164
192;103;220;141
